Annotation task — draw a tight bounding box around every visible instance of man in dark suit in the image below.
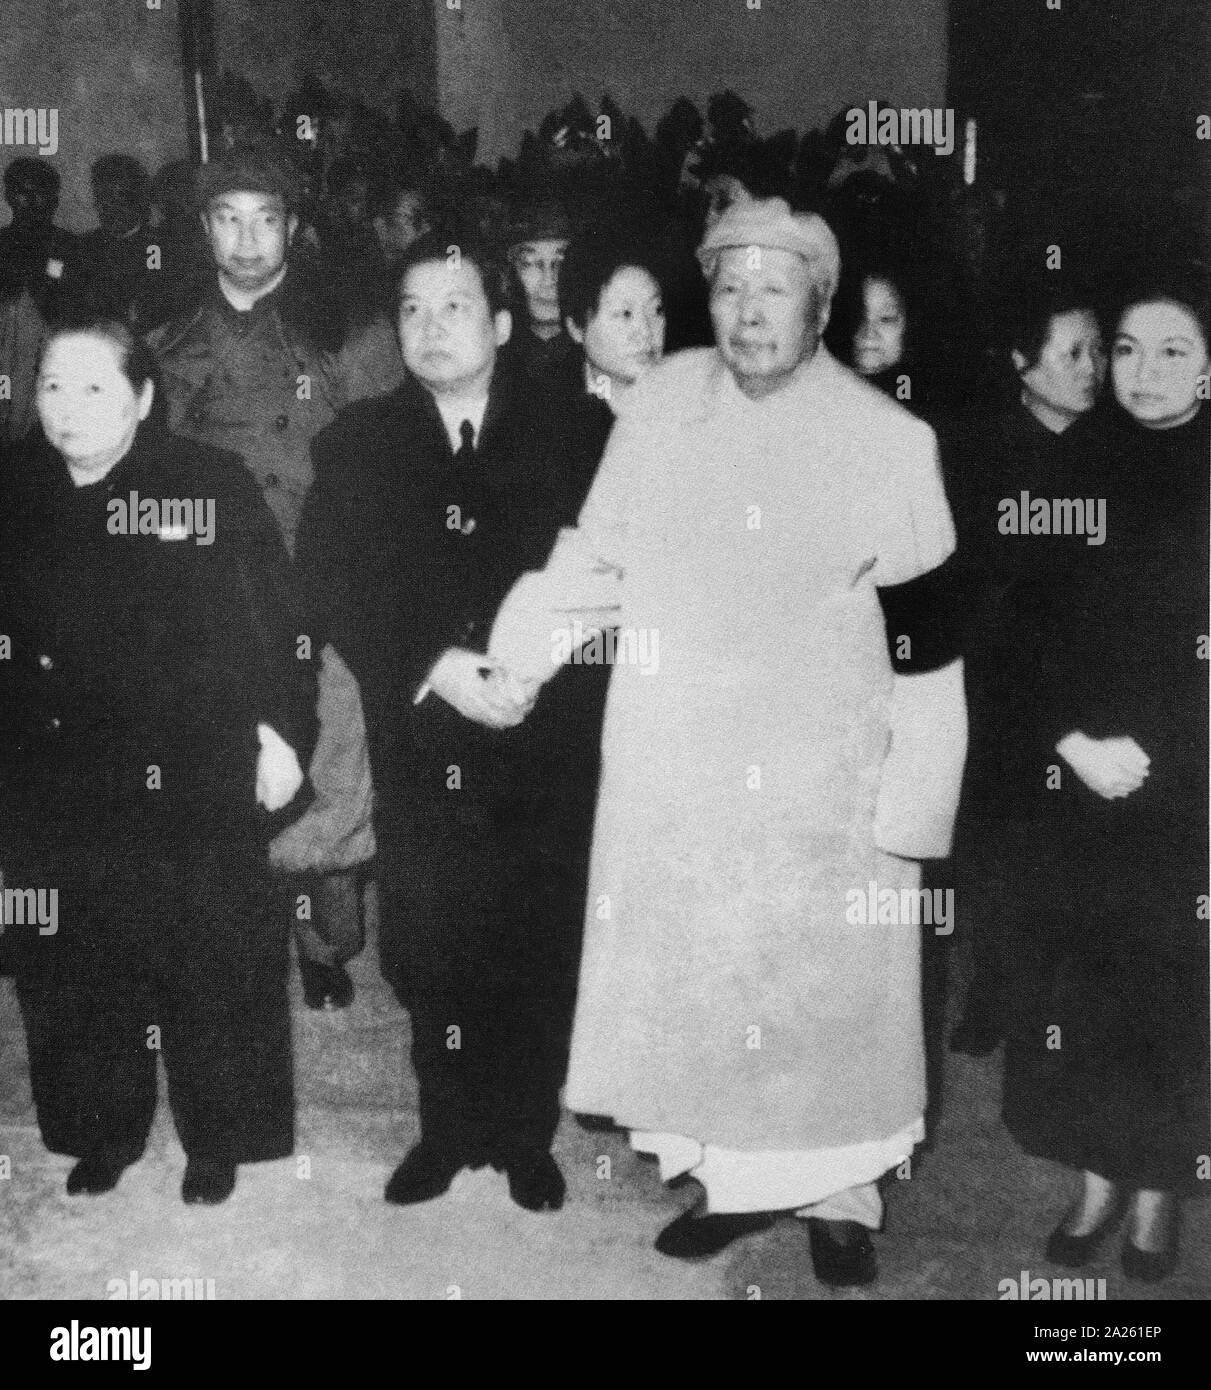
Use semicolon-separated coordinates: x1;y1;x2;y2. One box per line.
297;230;591;1212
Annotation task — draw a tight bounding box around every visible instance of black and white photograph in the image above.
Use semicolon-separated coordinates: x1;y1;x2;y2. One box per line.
0;0;1207;1334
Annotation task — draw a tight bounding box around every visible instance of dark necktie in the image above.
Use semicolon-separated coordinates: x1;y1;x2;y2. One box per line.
452;418;486;530
454;417;475;468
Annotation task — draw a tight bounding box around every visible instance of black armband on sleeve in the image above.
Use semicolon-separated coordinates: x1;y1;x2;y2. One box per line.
876;551;967;674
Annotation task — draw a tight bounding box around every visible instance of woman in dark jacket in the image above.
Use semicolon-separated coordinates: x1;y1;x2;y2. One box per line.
0;318;316;1204
948;280;1107;1054
1002;282;1210;1281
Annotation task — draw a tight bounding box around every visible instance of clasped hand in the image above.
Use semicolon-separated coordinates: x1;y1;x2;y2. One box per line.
255;722;305;812
1057;731;1150;801
428;648;541;729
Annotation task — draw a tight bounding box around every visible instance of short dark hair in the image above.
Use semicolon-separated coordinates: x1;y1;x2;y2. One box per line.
4;156;59;200
90;153;150;201
559;231;666;331
44;316;158;393
1003;278;1100;370
394;228;512;316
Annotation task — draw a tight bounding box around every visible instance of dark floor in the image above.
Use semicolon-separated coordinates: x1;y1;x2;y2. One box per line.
1;925;1207;1301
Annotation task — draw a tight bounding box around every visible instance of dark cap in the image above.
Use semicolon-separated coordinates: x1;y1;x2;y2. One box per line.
198;144;301;212
504;197;572;249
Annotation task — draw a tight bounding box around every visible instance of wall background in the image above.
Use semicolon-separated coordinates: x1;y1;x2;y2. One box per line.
211;0;436;111
0;0;189;232
2;0;948;231
437;0;948;167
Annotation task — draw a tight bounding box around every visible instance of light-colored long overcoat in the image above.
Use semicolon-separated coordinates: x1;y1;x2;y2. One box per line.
493;345;966;1153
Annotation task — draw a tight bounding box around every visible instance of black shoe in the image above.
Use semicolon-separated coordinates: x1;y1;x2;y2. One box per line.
655;1203;775;1259
1045;1192;1126;1267
498;1151;566;1212
385;1144;461;1206
949;1019;1003;1056
299;957;354;1010
182;1158;237;1205
1121;1204;1180;1283
66;1150;136;1196
806;1218;878;1287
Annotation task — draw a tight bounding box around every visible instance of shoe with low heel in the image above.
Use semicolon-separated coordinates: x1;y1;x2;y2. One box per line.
1045;1193;1126;1267
655;1204;775;1259
806;1218;878;1287
385;1143;461;1205
66;1150;138;1196
497;1151;566;1212
182;1158;237;1205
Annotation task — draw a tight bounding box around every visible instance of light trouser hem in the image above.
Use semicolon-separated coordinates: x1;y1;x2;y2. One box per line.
630;1116;924;1223
795;1181;884;1229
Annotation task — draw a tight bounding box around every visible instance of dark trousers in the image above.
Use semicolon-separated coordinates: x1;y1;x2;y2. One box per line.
8;834;293;1165
377;774;591;1165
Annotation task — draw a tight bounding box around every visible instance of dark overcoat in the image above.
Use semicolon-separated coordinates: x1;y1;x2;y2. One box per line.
296;366;601;1159
1002;405;1210;1189
0;422;316;1165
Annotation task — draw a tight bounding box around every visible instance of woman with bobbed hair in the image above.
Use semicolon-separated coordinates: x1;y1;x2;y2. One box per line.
1001;275;1210;1282
0;317;316;1205
538;229;670;1135
949;278;1107;1057
559;228;668;416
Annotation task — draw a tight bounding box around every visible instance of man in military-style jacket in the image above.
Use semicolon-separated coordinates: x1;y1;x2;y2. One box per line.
148;145;404;1009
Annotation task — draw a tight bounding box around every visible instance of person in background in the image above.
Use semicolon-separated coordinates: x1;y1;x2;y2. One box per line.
66;155;174;332
316;154;388;313
0;158;78;322
1001;279;1209;1284
148;159;213;326
372;171;432;276
149;145;403;1011
947;280;1106;1057
0;318;315;1205
827;257;935;420
560;229;667;418
499;198;578;394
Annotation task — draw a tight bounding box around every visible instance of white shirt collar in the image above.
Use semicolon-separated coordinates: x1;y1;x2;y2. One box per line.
433;395;489;452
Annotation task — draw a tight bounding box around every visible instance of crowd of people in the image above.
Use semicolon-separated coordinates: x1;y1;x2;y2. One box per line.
0;93;1206;1292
